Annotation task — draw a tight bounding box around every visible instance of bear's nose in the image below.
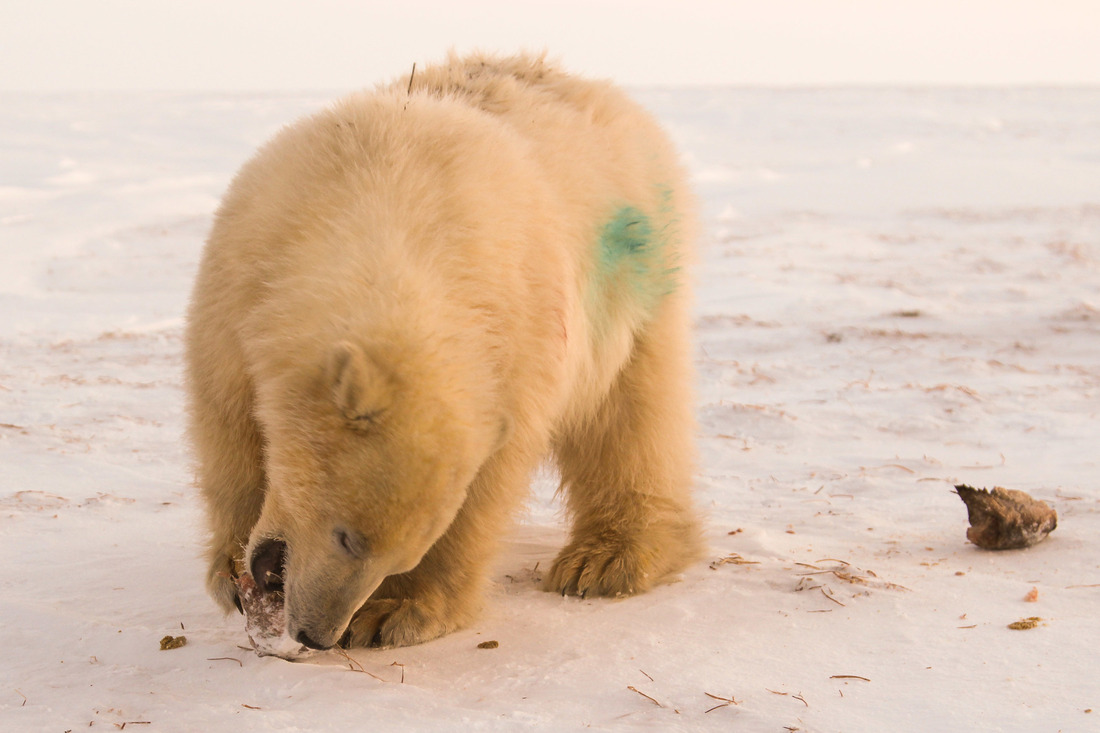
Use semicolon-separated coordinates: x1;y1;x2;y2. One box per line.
295;629;332;651
250;538;287;595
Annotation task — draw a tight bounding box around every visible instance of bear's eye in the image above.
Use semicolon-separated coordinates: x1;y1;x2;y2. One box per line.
334;528;368;558
344;409;384;432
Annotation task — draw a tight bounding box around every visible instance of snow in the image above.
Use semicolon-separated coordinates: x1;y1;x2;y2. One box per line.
1;88;1098;732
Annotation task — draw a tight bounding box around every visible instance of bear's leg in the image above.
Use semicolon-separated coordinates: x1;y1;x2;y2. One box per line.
341;444;537;648
187;339;267;614
546;301;701;597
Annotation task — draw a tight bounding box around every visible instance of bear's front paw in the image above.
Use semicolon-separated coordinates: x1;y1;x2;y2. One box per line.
206;553;244;615
340;598;457;649
545;533;662;598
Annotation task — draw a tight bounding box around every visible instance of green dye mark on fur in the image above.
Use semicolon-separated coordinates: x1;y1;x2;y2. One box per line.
598;206;654;274
589;198;679;327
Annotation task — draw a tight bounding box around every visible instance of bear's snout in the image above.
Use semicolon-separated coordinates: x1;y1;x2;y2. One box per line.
294;629;333;651
251;538;287;595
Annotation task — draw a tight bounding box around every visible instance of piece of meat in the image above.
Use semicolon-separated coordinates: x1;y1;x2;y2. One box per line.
235;571;314;660
955;484;1057;550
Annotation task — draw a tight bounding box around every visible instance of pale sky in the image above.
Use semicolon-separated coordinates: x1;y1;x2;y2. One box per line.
3;0;1099;91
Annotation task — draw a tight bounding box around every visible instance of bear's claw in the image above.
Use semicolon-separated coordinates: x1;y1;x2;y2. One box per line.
545;534;655;598
207;553;245;615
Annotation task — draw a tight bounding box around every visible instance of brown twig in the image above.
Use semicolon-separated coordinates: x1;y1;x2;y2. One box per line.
703;692;740;713
207;657;243;667
830;675;870;682
241;704;261;710
627;686;663;708
795;576;819;592
334;648;385;681
710;553;760;569
767;689;808;706
639;669;654;682
391;661;405;684
832;571;868;585
799;563;910;593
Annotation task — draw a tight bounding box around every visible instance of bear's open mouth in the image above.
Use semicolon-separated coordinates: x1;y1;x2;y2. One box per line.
250;537;287;595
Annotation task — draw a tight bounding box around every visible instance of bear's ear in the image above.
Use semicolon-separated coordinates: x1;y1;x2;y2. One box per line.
328;341;393;427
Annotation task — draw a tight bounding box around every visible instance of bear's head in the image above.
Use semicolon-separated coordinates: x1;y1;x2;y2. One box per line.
244;338;506;651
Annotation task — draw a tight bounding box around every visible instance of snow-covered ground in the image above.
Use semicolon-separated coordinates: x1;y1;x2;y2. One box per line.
1;87;1097;732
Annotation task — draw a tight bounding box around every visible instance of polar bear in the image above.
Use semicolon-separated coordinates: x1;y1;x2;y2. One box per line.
184;52;700;653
